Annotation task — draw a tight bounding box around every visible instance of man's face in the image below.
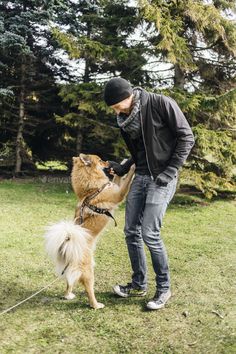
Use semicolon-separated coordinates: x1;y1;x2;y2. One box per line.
110;94;133;115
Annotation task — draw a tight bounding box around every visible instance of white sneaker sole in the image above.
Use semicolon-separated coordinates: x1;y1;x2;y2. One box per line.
146;302;165;310
113;285;129;298
146;292;171;310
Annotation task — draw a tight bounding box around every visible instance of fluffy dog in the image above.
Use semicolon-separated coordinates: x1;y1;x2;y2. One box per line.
44;154;134;309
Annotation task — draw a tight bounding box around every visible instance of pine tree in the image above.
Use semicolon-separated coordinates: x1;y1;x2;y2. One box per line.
0;0;69;175
139;0;236;197
51;0;149;160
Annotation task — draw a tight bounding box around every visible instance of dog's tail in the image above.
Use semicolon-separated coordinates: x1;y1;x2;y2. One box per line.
44;220;91;276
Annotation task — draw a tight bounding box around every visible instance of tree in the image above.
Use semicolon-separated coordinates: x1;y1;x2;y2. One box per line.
138;0;236;197
0;0;70;175
51;0;149;160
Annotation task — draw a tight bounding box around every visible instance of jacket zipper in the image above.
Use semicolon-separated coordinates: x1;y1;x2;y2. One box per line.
140;112;154;180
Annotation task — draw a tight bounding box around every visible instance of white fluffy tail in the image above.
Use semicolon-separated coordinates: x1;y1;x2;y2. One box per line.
44;220;91;276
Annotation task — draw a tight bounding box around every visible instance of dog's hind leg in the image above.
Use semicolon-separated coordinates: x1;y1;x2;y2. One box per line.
81;269;104;309
64;270;81;300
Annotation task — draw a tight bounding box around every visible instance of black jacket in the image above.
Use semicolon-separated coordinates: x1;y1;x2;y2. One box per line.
121;88;195;181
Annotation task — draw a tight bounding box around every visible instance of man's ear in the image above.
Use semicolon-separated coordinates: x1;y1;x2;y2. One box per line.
79;153;92;166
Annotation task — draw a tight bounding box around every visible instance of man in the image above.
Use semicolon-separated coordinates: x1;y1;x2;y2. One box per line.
104;77;194;310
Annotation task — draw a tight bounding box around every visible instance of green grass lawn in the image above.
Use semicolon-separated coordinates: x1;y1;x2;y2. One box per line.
0;179;235;354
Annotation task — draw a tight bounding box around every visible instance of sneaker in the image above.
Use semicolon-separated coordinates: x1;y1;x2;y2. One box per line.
146;289;171;310
113;283;147;298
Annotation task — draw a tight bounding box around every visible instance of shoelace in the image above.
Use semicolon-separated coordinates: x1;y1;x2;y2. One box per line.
121;283;133;293
153;292;165;302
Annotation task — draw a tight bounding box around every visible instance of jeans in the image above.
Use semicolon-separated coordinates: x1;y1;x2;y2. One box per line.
124;173;177;293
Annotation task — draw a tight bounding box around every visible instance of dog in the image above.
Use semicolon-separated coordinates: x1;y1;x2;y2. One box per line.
44;153;134;309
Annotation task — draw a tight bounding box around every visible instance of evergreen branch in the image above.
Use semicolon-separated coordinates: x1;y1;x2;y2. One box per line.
1;100;19;110
89;75;117;82
194;55;236;66
144;65;175;72
149;76;174;80
0;126;18;133
215;127;236;132
83;117;119;131
190;44;218;51
2;111;20;119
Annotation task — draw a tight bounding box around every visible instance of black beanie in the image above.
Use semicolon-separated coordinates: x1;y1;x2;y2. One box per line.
104;78;133;106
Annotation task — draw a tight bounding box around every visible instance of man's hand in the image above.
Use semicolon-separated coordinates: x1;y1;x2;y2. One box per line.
155;166;177;187
155;173;171;187
107;161;126;176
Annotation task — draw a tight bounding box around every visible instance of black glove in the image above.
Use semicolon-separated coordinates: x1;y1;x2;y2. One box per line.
107;161;126;176
103;166;114;179
155;166;177;187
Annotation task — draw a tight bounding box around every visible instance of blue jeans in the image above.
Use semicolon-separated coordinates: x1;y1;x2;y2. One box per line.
124;174;177;293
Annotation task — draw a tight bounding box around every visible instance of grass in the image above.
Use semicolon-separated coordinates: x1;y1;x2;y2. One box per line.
35;160;68;171
0;179;235;354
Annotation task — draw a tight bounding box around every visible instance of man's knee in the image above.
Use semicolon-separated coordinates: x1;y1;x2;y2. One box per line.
141;226;161;248
124;225;142;244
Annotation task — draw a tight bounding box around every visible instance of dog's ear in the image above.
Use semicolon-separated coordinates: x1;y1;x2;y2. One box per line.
79;153;92;166
72;156;79;164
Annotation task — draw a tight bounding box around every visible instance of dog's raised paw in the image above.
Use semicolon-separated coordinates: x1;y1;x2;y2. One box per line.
64;293;76;300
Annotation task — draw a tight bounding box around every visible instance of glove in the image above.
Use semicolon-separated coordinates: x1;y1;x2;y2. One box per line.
155;166;177;187
103;166;113;179
107;161;126;176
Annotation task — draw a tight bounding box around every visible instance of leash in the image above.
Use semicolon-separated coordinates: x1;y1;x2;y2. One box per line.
77;182;117;226
0;264;69;316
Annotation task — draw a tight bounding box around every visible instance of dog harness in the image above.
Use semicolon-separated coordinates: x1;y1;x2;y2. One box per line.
75;182;117;227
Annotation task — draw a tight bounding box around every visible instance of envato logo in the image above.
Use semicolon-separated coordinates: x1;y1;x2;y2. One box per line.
40;176;71;184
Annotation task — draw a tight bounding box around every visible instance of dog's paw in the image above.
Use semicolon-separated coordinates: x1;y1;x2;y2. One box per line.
93;302;105;309
130;164;136;172
64;293;76;300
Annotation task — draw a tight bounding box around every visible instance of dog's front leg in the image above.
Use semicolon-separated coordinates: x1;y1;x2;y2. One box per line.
81;269;104;309
112;174;122;186
115;165;135;202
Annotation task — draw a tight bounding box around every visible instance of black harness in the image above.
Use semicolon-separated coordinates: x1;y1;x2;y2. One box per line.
75;182;117;227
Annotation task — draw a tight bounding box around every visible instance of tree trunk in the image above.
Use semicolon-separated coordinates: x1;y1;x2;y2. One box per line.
15;58;26;175
84;23;91;83
76;129;83;155
74;19;90;155
174;64;185;89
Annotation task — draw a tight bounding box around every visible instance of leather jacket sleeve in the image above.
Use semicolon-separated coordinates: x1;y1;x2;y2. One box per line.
160;95;195;170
